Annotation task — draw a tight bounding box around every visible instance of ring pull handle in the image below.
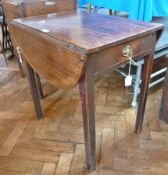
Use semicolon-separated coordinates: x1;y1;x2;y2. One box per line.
122;45;133;58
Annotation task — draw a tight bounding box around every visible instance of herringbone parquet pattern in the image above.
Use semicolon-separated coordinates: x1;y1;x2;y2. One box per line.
0;56;168;175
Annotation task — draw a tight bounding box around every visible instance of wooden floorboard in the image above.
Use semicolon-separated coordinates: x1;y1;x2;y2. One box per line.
0;54;168;175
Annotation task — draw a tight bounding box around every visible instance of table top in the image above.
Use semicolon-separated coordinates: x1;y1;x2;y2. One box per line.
13;10;163;54
12;10;163;89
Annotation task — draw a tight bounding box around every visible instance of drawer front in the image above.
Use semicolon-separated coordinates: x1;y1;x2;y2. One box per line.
93;34;156;75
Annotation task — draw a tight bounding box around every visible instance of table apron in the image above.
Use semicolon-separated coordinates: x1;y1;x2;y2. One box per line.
93;34;156;77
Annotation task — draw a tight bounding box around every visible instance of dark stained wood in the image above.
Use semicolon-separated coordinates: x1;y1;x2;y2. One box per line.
93;35;155;76
11;11;163;89
11;10;163;170
159;68;168;122
12;11;163;54
79;56;96;171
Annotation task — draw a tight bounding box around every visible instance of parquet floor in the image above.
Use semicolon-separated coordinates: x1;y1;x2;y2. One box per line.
0;55;168;175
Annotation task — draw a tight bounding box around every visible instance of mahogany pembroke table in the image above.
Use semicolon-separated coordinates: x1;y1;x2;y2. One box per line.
12;10;163;170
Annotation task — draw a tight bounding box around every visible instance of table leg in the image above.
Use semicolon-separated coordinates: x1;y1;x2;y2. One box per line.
34;72;44;99
159;69;168;122
79;59;96;171
135;53;154;133
25;61;43;119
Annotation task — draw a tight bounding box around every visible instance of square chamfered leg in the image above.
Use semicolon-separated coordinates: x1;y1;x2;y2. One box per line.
79;58;96;171
25;61;43;119
135;53;154;133
159;68;168;122
34;72;44;99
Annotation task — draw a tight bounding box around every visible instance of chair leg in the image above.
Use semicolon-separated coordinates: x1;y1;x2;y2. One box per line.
25;61;43;119
135;53;154;133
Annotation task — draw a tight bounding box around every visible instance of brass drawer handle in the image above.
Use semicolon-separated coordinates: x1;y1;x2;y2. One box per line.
122;45;133;58
122;45;137;66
